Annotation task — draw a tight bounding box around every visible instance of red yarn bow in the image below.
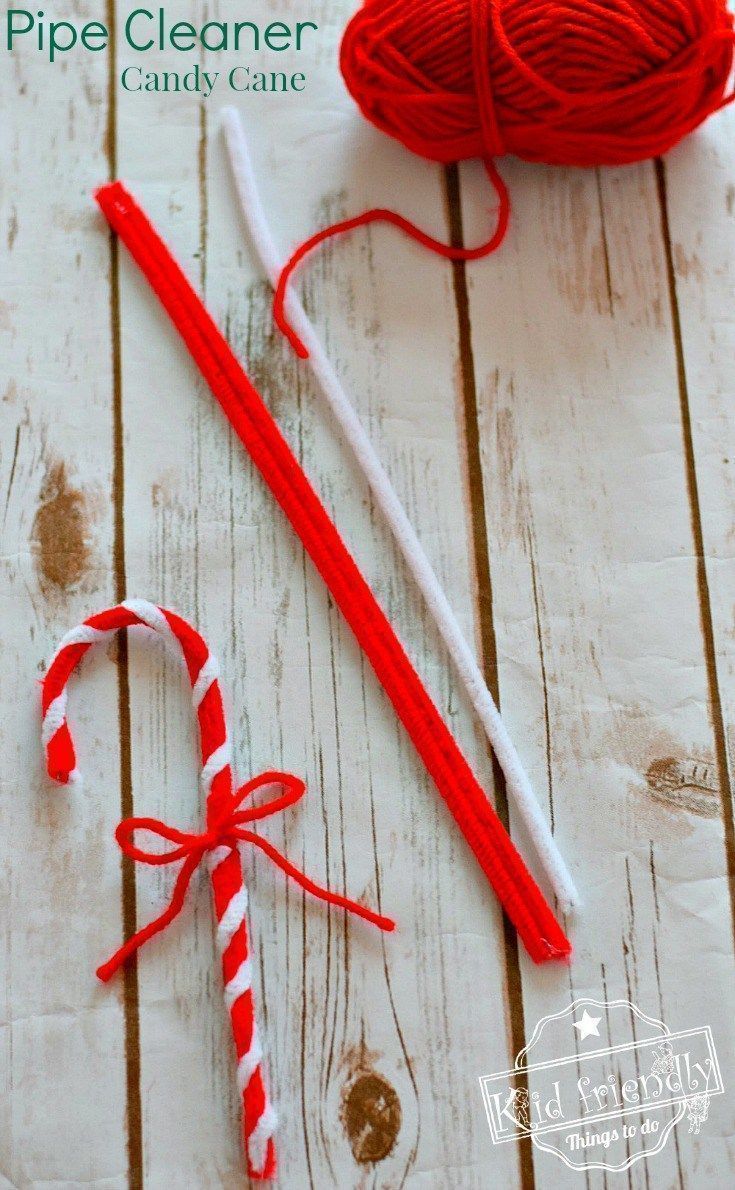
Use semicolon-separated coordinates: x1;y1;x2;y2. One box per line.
96;770;395;983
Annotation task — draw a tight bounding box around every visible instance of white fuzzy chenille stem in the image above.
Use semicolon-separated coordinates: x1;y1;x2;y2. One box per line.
221;107;579;913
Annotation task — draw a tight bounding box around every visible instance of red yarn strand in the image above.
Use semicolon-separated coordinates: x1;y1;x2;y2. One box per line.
273;158;509;358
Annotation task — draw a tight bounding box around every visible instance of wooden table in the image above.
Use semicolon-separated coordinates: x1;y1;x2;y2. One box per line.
1;4;733;1186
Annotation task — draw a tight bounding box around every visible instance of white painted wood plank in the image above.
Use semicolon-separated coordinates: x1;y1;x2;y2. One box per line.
114;1;520;1185
460;151;735;1187
0;30;128;1190
112;6;229;1183
661;107;735;1190
663;114;735;785
206;188;516;1187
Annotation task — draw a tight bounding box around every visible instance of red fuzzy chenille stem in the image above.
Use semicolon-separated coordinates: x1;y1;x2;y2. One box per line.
95;181;571;964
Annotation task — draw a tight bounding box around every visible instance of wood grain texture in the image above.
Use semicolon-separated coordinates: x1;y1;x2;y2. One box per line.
2;1;734;1186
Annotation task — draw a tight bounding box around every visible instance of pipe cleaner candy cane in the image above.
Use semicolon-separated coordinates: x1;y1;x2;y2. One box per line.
94;182;572;965
221;106;578;915
41;599;394;1180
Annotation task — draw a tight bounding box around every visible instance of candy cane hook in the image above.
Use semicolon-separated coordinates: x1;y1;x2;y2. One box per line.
41;599;393;1179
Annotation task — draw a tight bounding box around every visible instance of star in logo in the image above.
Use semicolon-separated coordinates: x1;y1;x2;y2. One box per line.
574;1009;602;1041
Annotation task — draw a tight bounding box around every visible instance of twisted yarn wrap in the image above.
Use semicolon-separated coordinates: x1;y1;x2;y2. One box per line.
41;599;393;1180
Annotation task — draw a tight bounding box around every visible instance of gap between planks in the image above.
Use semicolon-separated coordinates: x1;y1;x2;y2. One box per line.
106;0;144;1186
443;162;536;1190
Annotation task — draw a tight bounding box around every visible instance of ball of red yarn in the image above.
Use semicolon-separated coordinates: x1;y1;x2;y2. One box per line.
340;0;734;168
273;0;733;357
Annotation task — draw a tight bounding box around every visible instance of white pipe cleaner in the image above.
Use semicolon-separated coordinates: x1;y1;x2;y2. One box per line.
221;106;578;914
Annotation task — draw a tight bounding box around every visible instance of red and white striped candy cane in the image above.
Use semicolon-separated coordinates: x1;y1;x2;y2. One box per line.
41;599;393;1179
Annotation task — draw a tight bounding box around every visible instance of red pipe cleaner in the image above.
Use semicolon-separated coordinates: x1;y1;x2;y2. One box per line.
95;181;571;965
